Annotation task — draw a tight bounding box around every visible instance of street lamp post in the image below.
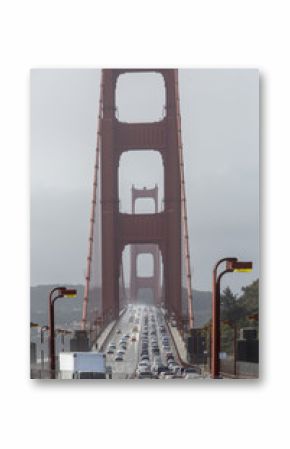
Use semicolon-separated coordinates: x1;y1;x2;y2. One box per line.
223;320;238;377
212;258;237;379
48;287;77;375
211;258;252;379
40;325;49;369
55;329;73;353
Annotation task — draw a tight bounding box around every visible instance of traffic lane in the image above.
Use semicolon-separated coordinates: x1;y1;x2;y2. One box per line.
115;307;142;379
151;307;182;376
136;306;161;378
104;308;140;379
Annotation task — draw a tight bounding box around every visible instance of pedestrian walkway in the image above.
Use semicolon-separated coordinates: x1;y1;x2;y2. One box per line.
93;308;127;352
93;320;116;351
167;322;188;362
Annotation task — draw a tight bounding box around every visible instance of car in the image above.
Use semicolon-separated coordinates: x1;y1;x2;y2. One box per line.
115;354;123;361
166;352;174;360
117;349;125;355
136;363;151;376
168;362;179;371
137;365;150;375
109;342;116;349
138;360;150;369
171;365;182;375
141;355;149;361
107;348;114;354
159;369;173;379
131;335;137;342
151;364;168;375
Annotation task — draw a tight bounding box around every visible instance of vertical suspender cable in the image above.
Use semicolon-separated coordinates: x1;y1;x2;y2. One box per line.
174;69;194;330
82;71;104;327
121;262;126;306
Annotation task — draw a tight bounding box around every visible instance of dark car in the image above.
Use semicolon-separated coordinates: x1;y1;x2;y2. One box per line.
156;365;169;374
158;368;172;377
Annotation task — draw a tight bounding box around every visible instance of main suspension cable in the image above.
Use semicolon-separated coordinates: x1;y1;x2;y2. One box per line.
174;69;194;330
82;71;104;326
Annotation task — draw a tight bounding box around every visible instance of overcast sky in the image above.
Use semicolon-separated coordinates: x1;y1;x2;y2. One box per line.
31;69;259;294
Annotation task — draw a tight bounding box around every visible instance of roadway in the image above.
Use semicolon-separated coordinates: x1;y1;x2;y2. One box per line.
104;307;141;379
103;304;200;379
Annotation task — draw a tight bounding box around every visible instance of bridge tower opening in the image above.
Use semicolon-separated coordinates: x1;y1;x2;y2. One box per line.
129;185;162;305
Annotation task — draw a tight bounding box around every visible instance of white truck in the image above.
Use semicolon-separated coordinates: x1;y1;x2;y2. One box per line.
59;352;107;379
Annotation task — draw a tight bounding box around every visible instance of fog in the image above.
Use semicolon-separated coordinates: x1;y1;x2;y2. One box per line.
31;69;259;294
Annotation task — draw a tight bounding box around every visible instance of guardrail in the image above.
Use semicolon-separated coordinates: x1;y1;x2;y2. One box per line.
99;308;127;352
165;319;201;374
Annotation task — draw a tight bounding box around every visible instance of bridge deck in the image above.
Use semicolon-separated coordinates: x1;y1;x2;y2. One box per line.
99;305;202;380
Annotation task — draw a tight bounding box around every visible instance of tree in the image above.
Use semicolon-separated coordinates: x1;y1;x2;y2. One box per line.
239;279;259;315
220;286;243;321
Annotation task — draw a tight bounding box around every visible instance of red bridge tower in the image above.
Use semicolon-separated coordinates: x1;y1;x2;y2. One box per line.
101;69;182;324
